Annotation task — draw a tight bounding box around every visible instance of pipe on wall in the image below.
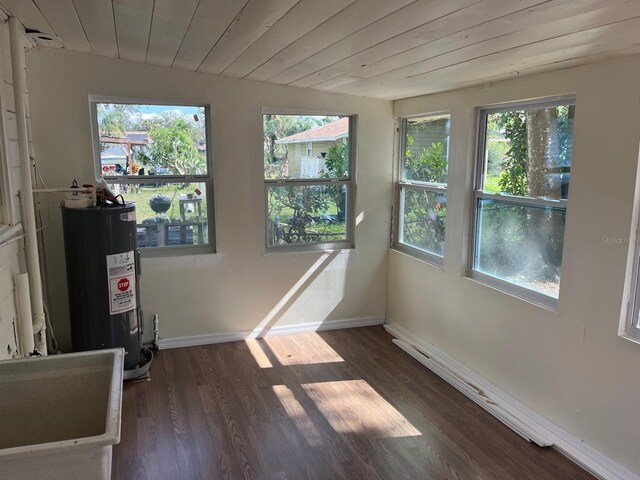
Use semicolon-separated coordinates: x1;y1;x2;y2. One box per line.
14;273;34;355
9;17;47;355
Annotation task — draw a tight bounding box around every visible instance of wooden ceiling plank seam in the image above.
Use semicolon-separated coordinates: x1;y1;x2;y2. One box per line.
238;0;364;81
354;29;632;98
145;0;200;67
184;0;250;71
264;0;427;84
379;45;640;100
297;0;554;90
313;0;637;93
144;0;155;63
221;0;356;79
347;9;640;95
113;0;155;62
196;0;301;76
272;0;485;87
331;17;640;98
31;0;91;53
72;0;93;54
234;0;357;80
164;0;200;67
242;0;415;83
401;14;640;81
71;0;118;57
111;0;118;58
171;0;249;71
491;45;640;87
374;45;640;100
0;0;55;34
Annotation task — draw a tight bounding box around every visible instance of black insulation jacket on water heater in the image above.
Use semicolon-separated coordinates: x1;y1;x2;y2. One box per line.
61;203;143;370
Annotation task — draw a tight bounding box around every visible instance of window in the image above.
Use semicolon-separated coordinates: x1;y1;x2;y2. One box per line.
471;97;575;306
91;100;214;253
626;252;640;342
263;113;354;250
395;113;450;264
620;159;640;343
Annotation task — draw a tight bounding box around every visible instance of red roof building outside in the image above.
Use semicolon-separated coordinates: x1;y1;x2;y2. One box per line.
275;117;349;144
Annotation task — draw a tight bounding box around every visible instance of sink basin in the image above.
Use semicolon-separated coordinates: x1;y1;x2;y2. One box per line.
0;349;123;480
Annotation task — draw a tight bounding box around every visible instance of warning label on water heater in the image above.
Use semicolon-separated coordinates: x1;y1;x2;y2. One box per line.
106;251;137;314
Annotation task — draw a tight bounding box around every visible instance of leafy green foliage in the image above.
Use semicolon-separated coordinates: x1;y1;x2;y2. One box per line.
401;134;448;254
137;118;204;175
494;111;528;196
324;141;349;177
267;185;345;245
477;105;575;293
405;140;447;183
401;189;446;255
97;104;139;137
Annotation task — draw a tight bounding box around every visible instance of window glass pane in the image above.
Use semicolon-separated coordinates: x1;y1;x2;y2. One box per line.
399;188;446;257
403;114;450;183
110;182;208;248
482;104;574;199
267;184;348;246
474;198;566;298
263;115;349;180
97;103;208;176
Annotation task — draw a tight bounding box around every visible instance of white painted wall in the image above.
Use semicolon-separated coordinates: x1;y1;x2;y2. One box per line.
389;56;640;475
0;18;32;359
25;48;393;348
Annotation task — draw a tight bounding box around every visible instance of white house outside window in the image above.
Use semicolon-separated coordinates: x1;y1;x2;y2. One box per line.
263;113;354;251
471;97;575;307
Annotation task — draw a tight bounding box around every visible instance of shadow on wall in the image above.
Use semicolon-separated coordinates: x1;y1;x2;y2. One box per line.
44;205;383;350
249;208;383;338
250;250;343;338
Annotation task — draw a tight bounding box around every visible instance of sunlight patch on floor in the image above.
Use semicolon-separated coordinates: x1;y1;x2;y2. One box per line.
301;380;421;438
272;385;324;447
263;333;344;366
245;339;274;368
245;333;344;367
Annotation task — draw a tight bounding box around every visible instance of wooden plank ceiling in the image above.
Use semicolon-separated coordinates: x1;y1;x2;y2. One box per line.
2;0;640;100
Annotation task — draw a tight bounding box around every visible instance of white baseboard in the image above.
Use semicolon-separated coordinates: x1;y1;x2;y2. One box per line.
158;316;385;350
158;330;251;349
384;319;639;480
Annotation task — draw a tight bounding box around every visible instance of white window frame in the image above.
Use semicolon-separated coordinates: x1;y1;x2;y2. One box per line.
624;250;640;343
394;112;451;266
619;146;640;344
89;96;215;257
263;111;356;253
469;96;575;309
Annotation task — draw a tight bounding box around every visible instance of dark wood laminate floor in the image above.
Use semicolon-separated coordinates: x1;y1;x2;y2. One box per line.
113;326;593;480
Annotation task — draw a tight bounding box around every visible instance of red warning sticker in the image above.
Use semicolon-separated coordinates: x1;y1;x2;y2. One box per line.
117;278;130;292
106;251;137;314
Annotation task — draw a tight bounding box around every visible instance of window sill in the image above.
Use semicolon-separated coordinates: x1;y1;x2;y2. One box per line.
140;244;216;259
618;332;640;346
264;242;354;255
392;244;444;270
465;271;559;312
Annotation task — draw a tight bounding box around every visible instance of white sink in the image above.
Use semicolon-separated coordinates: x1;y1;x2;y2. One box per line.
0;349;124;480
